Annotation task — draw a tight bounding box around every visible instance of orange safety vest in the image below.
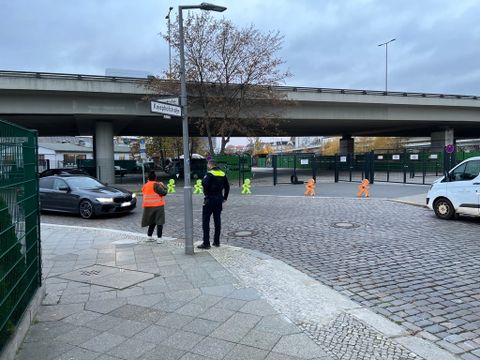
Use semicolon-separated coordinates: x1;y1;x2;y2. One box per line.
142;181;166;208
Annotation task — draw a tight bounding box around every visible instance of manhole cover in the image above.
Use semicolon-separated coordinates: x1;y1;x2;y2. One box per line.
332;222;360;229
228;230;258;237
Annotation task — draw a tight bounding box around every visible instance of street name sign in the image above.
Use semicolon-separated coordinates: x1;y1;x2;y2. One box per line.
151;100;181;117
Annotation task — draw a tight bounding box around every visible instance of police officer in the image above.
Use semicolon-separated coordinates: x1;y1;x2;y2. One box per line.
197;160;230;249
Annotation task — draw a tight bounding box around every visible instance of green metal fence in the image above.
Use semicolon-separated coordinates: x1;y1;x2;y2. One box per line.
213;154;252;186
0;120;41;352
335;148;479;185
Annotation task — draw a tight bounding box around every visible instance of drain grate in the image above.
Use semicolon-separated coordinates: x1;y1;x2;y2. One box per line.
80;270;101;277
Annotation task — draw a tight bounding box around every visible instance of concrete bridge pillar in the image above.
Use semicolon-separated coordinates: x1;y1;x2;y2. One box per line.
339;135;354;155
430;128;454;152
94;121;115;185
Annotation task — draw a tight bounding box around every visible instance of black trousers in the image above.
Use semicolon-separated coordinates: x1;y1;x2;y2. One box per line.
202;197;223;246
147;224;163;238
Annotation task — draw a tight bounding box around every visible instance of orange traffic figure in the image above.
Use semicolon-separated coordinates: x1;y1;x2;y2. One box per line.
357;179;370;197
304;178;316;196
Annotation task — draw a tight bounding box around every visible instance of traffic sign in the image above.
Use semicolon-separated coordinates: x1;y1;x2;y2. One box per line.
445;144;455;154
151;100;181;117
140;138;146;159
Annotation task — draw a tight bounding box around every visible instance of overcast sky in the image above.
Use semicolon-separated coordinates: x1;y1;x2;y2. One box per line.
2;0;480;96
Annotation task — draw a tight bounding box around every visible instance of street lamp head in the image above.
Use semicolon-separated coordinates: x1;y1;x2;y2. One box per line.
378;38;397;47
199;2;227;12
165;7;173;19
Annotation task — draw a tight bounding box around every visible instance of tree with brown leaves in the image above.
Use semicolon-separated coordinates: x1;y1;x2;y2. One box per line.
148;12;291;155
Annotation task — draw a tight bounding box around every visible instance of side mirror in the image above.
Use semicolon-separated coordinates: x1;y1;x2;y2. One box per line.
58;186;70;192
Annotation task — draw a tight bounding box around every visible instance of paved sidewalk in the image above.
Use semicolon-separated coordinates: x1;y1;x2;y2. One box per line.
15;224;457;360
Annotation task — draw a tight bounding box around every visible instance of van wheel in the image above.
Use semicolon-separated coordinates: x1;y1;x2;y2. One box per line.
433;198;455;220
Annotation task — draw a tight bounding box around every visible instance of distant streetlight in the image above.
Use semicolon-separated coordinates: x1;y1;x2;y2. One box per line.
165;7;173;76
179;3;227;255
378;38;396;93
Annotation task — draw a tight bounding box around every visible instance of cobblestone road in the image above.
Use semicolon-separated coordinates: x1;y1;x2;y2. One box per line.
41;193;480;359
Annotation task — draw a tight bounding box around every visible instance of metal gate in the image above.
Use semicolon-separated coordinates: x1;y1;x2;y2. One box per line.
372;149;455;185
272;154;316;185
335;153;374;183
0;120;41;352
214;154;252;186
334;148;473;185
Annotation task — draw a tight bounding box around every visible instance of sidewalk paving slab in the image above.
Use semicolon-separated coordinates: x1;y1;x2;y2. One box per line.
13;224;461;360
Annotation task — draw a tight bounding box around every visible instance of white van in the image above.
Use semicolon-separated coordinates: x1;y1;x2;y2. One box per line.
426;156;480;219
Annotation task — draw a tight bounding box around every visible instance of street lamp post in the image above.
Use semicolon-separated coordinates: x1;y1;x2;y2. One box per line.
165;7;173;76
179;3;226;255
378;38;396;93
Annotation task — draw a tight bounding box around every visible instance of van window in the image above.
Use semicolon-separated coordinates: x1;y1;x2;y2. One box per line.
450;163;467;181
450;160;480;181
464;160;480;180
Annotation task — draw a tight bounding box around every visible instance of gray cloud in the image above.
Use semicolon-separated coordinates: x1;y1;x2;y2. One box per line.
1;0;479;94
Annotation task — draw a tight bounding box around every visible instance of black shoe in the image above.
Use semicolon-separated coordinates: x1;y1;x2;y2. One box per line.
197;244;211;249
213;243;220;247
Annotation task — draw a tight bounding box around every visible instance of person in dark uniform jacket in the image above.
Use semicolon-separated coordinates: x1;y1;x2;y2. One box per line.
197;160;230;249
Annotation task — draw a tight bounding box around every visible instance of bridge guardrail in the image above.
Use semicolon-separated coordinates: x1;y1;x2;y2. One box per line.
1;70;478;100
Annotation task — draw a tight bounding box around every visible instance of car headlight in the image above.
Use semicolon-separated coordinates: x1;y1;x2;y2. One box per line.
132;193;137;198
96;197;114;203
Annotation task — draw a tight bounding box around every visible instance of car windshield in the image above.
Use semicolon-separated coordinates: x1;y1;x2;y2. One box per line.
65;177;104;190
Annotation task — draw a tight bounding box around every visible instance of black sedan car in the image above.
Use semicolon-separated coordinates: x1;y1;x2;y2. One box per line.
39;175;136;219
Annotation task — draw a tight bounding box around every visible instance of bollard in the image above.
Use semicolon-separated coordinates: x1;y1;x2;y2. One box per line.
193;179;204;194
304;178;315;196
357;179;369;197
241;178;252;194
167;179;176;193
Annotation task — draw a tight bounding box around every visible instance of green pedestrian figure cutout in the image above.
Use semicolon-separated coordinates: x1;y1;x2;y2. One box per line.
193;179;203;194
167;179;176;193
241;178;252;194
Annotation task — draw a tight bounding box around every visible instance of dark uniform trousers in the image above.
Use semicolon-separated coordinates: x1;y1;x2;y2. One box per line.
202;196;223;246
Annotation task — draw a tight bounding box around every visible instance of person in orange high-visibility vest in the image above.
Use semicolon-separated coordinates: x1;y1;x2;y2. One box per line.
141;171;167;241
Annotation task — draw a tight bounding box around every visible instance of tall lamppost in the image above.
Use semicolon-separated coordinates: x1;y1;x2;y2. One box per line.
179;2;226;255
165;7;173;76
378;38;396;93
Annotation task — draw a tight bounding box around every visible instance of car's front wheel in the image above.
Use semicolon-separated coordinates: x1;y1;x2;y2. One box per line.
79;200;95;219
433;198;455;220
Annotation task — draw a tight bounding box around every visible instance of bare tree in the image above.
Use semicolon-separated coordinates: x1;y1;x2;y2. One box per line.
148;12;291;155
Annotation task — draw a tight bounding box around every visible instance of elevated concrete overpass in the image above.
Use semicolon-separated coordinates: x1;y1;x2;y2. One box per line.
1;70;480;138
1;70;480;183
